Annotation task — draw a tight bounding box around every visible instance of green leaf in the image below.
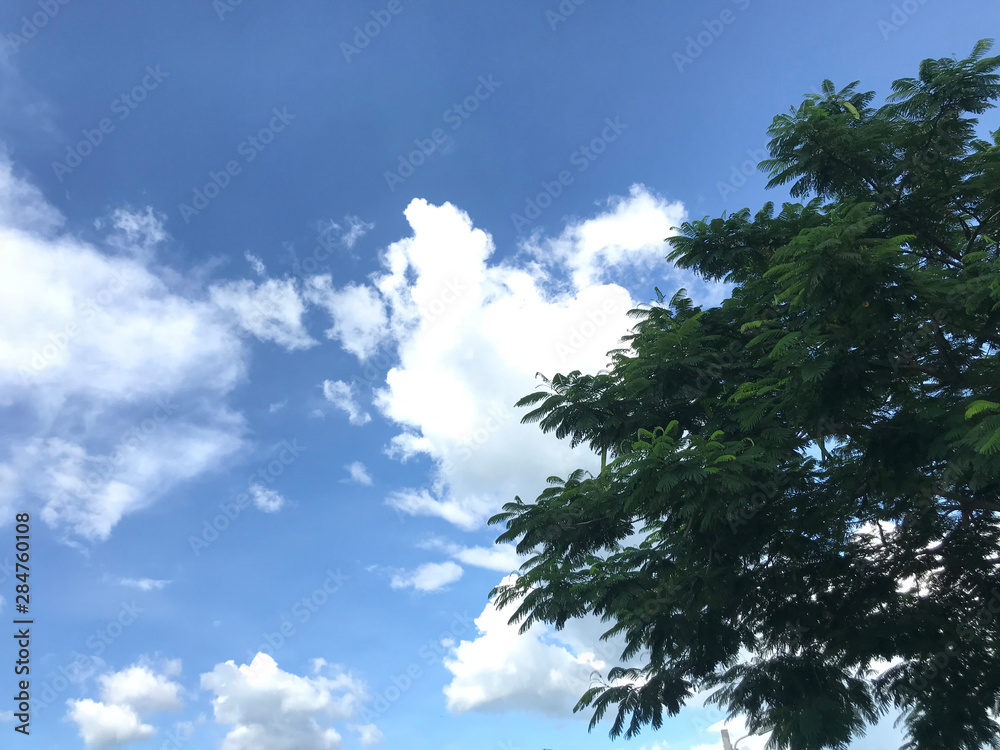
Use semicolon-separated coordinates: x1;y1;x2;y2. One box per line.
966;400;1000;419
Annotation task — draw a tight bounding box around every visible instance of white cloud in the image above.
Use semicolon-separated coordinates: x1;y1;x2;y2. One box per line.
201;653;373;750
209;278;316;351
419;537;523;573
249;483;285;513
340;216;374;249
344;461;373;486
0;148;61;239
99;664;183;712
118;577;170;591
0;155;270;541
390;561;463;592
245;251;267;277
442;574;614;716
107;207;168;253
525;184;687;290
317;216;374;252
353;723;384;745
306;279;388;361
67;661;183;747
0;178;245;405
384;489;484;531
322;380;371;426
452;545;522;572
268;400;287;414
308;188;716;532
67;699;156;748
2;424;244;541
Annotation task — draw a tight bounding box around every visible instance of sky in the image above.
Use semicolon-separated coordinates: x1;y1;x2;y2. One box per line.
0;1;995;749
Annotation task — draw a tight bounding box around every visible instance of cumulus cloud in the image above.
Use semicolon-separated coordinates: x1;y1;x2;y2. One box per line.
344;461;373;485
209;278;316;351
0;193;245;408
201;653;373;750
0;157;281;540
524;184;687;290
322;380;371;426
67;661;183;747
98;663;183;712
249;483;285;512
308;187;718;532
442;574;615;716
306;279;388;361
390;561;463;592
67;700;156;748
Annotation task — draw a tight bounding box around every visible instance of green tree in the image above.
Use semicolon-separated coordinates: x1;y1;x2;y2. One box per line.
490;41;1000;750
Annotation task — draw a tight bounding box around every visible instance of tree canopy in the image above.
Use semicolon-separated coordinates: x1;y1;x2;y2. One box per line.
490;40;1000;750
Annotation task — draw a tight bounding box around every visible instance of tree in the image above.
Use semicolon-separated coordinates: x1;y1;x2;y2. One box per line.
490;40;1000;750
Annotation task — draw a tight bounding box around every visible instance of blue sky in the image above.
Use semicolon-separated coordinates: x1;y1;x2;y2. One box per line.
0;2;995;749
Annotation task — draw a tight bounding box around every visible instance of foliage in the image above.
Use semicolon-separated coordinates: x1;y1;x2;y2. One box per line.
490;41;1000;749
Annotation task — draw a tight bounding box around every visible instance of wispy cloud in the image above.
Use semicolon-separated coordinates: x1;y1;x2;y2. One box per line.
322;380;371;425
390;561;463;592
119;577;171;592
